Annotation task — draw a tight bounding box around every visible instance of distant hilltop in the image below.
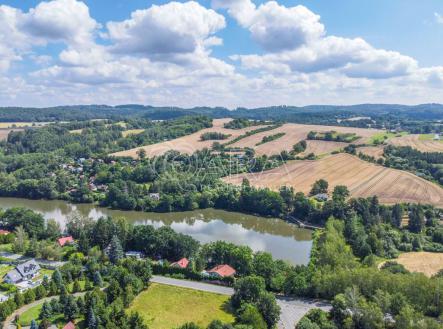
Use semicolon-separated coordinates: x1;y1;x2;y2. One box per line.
0;103;443;122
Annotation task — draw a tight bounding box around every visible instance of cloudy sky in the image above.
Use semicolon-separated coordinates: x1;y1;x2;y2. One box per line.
1;0;443;108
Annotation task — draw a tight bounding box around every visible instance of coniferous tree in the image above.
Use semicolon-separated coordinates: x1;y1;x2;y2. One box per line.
93;271;104;287
409;205;425;233
391;204;404;228
30;320;38;329
108;235;124;264
39;301;52;320
63;295;78;321
87;307;98;329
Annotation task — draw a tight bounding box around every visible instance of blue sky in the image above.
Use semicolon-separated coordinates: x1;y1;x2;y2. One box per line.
1;0;443;107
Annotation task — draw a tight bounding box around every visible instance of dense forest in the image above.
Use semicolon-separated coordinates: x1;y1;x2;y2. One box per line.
1;104;443;133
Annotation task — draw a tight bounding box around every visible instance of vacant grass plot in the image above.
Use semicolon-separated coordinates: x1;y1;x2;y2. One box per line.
228;123;382;156
395;252;443;277
111;118;266;158
223;153;443;207
128;283;234;329
122;129;145;137
389;134;443;152
0;264;13;278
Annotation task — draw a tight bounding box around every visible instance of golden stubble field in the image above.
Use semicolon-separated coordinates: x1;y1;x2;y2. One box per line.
391;252;443;277
358;146;385;159
388;134;443;152
0;128;24;141
228;123;383;156
111;119;384;158
111;118;265;158
223;153;443;207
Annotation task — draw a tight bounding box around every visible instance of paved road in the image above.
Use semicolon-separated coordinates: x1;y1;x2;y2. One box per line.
151;275;331;329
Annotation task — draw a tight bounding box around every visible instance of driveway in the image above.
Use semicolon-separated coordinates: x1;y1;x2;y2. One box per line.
2;291;87;329
151;275;331;329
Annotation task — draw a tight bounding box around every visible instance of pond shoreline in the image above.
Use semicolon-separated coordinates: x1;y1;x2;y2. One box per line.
0;197;313;265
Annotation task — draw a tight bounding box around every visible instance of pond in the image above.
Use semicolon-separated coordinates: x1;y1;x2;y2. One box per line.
0;197;313;265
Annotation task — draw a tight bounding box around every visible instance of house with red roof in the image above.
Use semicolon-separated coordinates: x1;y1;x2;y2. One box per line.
170;258;189;269
63;321;75;329
206;264;236;278
57;236;74;247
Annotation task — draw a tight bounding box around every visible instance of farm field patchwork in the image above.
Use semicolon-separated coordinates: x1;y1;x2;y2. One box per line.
111;118;266;158
228;123;383;156
394;252;443;277
388;134;443;152
128;283;234;329
223;153;443;207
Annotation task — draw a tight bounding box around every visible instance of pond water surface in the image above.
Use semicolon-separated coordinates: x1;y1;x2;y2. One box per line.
0;197;312;265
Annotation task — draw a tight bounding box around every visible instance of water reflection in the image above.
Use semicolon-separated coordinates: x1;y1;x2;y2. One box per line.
0;197;312;265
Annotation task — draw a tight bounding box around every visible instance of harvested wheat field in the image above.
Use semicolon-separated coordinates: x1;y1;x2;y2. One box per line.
388;134;443;152
358;146;385;159
394;252;443;277
111;118;265;158
0;129;24;141
223;153;443;207
300;140;347;156
229;123;383;156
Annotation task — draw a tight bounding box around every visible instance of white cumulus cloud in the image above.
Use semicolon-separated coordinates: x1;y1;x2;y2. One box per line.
107;1;225;60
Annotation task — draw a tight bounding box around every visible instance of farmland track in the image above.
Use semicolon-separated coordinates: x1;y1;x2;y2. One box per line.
223;153;443;207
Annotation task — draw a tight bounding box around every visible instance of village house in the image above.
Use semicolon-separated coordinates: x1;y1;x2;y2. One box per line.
63;321;76;329
125;251;144;259
148;193;160;200
57;236;74;247
313;193;328;202
170;258;189;269
204;264;236;278
3;259;41;284
0;229;10;235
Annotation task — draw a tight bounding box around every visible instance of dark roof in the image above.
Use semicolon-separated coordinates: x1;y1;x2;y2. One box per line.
16;259;40;276
4;269;22;283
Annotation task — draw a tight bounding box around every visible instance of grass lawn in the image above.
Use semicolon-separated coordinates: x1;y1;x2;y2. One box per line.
19;302;83;327
419;134;443;142
0;243;13;252
128;283;234;329
19;303;42;325
0;264;13;278
369;131;407;145
67;280;86;293
122;129;145;137
33;269;54;282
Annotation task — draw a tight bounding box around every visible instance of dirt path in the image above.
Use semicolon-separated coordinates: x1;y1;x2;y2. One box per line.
3;291;87;329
